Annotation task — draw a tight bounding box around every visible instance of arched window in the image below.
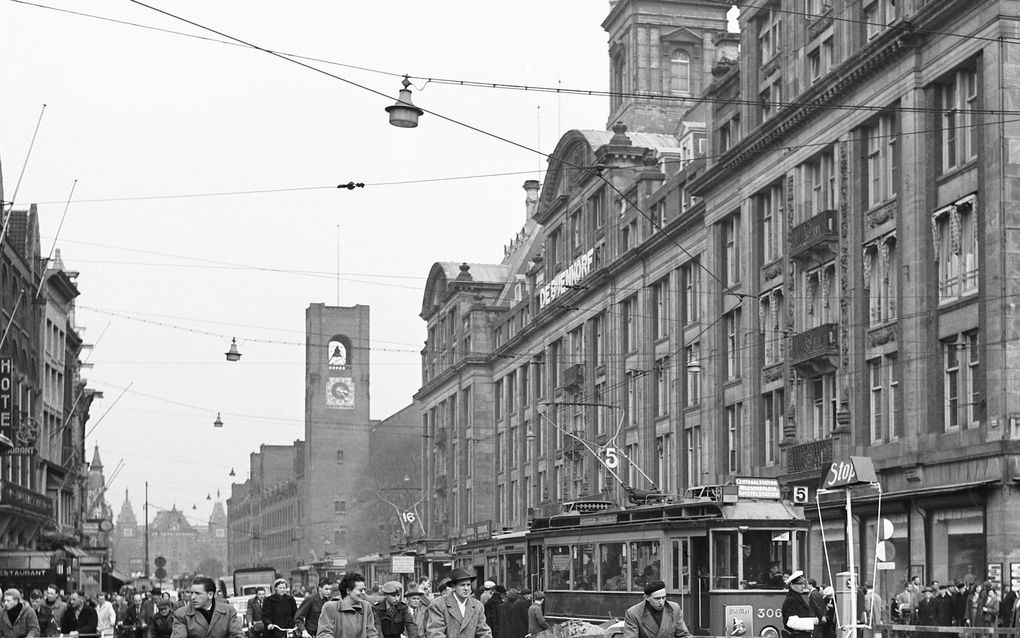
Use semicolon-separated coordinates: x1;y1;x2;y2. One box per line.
670;50;691;94
327;334;352;367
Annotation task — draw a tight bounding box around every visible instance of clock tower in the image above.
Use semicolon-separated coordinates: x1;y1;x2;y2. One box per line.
300;304;371;567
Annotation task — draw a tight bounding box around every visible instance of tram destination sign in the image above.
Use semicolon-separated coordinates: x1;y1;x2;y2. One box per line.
734;477;782;500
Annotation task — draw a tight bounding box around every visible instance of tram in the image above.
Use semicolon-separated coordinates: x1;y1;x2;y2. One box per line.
525;478;809;638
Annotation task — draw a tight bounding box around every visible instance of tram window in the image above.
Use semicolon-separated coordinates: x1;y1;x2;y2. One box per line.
505;553;525;590
713;530;739;589
671;539;690;593
548;546;571;590
600;542;628;591
630;540;661;591
573;544;597;590
741;529;793;589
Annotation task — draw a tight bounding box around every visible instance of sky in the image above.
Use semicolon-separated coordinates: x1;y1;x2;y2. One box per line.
2;1;616;528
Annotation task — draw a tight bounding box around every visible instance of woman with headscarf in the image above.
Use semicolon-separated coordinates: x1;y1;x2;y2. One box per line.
262;579;298;638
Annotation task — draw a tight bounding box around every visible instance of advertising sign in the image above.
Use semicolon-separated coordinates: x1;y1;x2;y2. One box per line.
724;605;753;637
0;358;13;446
391;556;415;574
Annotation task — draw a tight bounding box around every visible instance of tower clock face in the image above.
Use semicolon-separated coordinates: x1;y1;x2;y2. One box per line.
326;376;355;409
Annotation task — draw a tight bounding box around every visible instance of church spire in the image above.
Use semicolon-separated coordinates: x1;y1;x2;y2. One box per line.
90;444;103;470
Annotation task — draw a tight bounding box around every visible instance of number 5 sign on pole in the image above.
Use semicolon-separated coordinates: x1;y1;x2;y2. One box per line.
604;447;619;469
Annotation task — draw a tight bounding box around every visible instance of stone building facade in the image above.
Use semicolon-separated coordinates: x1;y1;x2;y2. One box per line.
416;0;1020;597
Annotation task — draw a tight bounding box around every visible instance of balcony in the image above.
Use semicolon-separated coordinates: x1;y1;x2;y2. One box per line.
785;437;833;479
559;363;585;392
790;209;838;267
790;323;838;377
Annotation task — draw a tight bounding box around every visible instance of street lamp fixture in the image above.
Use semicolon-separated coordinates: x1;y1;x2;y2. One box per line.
225;338;242;362
385;76;424;128
213;413;224;428
229;467;236;477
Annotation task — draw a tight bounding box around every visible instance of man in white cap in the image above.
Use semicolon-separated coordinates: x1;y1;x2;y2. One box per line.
782;572;824;638
480;583;496;606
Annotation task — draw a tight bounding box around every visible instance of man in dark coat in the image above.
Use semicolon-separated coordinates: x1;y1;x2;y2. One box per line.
297;579;333;638
781;572;820;638
917;587;938;638
426;568;492;638
246;589;266;638
482;587;504;638
935;585;955;626
61;592;99;638
372;582;416;638
950;580;969;627
621;579;691;638
0;588;41;638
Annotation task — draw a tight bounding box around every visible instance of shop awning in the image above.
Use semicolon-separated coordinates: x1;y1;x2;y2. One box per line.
108;569;131;585
62;545;88;558
817;479;996;507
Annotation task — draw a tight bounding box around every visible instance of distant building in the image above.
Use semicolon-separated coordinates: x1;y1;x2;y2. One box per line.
111;490;227;582
227;304;420;587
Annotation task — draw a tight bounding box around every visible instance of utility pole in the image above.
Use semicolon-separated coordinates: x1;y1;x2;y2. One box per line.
144;481;149;578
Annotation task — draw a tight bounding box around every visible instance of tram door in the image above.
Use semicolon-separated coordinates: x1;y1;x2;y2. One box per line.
689;537;709;633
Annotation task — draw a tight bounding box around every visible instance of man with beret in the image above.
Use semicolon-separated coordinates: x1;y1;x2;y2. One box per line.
426;568;491;638
622;580;691;638
781;572;821;638
373;582;417;638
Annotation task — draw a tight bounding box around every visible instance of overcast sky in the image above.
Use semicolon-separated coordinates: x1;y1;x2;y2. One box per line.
3;1;616;526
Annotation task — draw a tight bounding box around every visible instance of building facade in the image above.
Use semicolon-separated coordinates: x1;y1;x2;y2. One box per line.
0;166;98;593
416;0;1020;596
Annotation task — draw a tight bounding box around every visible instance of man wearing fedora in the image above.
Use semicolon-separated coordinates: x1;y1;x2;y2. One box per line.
622;580;691;638
426;569;491;638
405;586;427;638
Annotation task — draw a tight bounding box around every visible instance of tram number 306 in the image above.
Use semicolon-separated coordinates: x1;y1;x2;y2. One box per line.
756;608;782;619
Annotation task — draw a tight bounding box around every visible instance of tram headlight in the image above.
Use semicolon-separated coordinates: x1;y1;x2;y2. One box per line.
760;627;780;638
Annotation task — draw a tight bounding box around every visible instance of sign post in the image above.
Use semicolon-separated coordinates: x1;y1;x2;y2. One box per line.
818;456;880;638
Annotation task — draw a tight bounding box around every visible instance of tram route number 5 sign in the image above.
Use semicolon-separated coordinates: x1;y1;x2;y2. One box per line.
820;456;878;489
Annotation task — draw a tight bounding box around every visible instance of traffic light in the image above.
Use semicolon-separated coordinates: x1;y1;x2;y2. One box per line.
155;568;167;580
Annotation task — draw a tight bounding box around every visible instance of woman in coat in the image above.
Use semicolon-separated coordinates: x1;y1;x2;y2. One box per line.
0;589;40;638
316;573;377;638
262;580;298;638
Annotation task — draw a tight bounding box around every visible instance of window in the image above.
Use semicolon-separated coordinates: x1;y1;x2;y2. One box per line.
864;0;898;39
336;449;344;462
933;195;979;303
685;344;701;406
655;358;671;417
865;113;897;207
494;379;503;421
653;201;667;231
758;7;781;62
593;313;606;367
808;48;820;82
719;116;740;152
760;80;782;121
944;333;981;430
601;543;627;590
865;236;897;325
763;390;783;466
591;193;605;230
722;214;741;285
725;308;742;379
804;263;837;328
939;67;978;172
685;426;702;487
625;443;640;488
804;0;831;15
627;373;638;427
622;298;636;352
889;355;901;440
869;359;883;443
759;182;784;262
802;147;837;218
548;227;562;267
726;404;740;474
681;260;701;324
630;540;661;592
805;373;836;438
761;289;785;366
652;277;671;340
570;210;583;249
656;434;673;491
670;50;691;94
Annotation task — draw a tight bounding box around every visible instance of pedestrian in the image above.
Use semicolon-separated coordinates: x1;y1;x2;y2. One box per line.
479;584;496;607
61;591;99;638
36;586;65;638
998;586;1016;628
0;588;41;638
917;587;937;638
247;589;266;638
97;593;117;638
372;582;416;638
434;580;449;599
404;586;427;638
781;572;821;638
934;585;954;627
425;568;491;638
415;580;433;604
982;582;1000;628
263;580;298;638
526;593;549;637
170;576;244;638
315;572;377;638
965;585;983;627
621;579;691;638
149;602;174;638
296;579;334;638
483;586;504;638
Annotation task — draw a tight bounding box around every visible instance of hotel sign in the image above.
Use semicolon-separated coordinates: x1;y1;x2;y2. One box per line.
0;358;13;447
539;248;595;309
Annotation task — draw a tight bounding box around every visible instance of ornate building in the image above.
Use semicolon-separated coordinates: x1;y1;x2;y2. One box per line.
112;490;227;582
416;0;1020;602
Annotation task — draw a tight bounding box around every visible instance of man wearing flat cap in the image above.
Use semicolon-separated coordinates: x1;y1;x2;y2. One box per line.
373;582;417;638
781;572;821;638
426;568;491;638
622;580;691;638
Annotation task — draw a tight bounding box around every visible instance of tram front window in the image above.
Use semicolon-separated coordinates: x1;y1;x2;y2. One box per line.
600;542;627;591
630;540;660;592
741;529;793;589
548;545;571;590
